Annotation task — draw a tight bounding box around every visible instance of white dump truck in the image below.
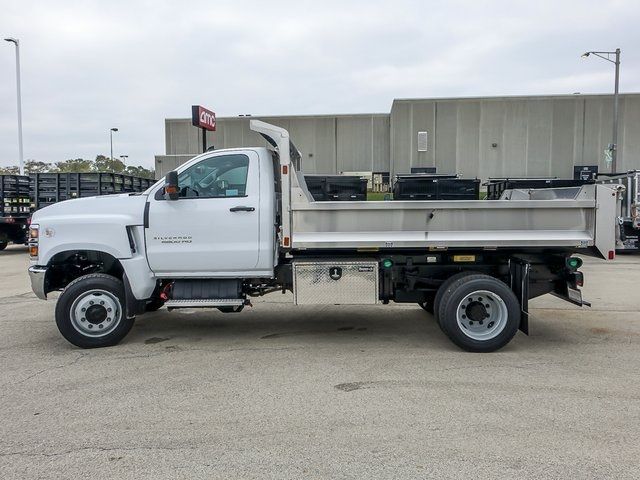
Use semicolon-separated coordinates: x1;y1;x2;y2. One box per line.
28;121;624;352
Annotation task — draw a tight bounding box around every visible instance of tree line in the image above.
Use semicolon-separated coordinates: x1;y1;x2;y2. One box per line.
0;155;155;179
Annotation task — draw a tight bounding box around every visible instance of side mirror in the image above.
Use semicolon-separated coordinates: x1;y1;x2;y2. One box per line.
164;171;179;200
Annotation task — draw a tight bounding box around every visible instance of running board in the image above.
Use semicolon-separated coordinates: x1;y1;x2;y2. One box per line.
165;299;245;309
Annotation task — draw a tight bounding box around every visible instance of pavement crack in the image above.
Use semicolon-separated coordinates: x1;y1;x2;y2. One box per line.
0;445;198;458
4;352;89;387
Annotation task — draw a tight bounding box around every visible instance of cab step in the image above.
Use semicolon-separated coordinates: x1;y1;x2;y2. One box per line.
165;298;245;309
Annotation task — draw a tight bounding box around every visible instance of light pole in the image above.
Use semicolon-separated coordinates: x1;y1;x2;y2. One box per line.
110;128;118;162
120;155;128;166
581;48;621;172
4;37;24;175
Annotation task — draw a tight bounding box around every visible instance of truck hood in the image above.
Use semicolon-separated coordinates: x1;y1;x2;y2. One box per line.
31;193;151;265
32;193;148;225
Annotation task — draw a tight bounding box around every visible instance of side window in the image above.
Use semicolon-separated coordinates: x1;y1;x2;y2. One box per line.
177;154;249;198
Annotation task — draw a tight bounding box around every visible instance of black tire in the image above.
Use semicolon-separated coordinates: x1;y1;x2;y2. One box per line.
145;296;165;312
55;273;134;348
0;241;7;251
433;271;479;325
437;274;520;352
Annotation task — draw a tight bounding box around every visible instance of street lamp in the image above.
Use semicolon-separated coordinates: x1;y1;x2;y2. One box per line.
110;128;118;162
4;37;24;175
581;48;621;172
120;155;128;165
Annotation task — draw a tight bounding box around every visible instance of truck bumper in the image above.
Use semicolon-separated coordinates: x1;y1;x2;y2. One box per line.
28;266;48;300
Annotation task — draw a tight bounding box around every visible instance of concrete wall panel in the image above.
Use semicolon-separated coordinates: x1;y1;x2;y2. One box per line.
525;99;553;177
435;102;457;174
455;101;481;178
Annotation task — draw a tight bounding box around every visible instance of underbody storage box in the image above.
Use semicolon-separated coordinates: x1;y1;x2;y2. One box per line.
292;259;378;305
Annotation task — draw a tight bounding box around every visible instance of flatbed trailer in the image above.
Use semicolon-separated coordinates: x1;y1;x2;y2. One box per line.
27;121;624;352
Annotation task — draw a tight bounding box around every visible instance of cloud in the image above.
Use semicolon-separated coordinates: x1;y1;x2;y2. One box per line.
1;0;639;168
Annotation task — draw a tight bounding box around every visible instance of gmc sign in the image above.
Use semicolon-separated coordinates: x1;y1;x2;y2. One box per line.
191;105;216;131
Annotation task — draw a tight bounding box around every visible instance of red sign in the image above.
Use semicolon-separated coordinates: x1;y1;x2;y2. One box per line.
191;105;216;131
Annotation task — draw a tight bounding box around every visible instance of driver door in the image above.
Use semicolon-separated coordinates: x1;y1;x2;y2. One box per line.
145;150;260;276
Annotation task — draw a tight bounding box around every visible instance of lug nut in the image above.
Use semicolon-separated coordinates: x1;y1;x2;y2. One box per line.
469;321;474;325
98;325;103;329
81;318;86;322
100;301;105;305
81;307;86;312
107;318;111;322
485;304;490;308
88;325;93;329
89;301;94;305
107;308;112;312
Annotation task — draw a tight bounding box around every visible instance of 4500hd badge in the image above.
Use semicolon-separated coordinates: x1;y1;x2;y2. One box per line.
153;235;192;244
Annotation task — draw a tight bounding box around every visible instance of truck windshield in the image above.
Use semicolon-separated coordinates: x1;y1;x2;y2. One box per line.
177;154;249;198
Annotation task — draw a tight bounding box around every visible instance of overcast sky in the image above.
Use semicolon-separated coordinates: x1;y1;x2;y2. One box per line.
1;0;639;169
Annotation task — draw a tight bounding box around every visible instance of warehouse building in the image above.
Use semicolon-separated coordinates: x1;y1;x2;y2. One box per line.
156;93;640;182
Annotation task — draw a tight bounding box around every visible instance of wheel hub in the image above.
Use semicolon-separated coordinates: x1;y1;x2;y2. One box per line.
464;301;489;322
456;290;508;341
85;304;108;324
70;289;122;337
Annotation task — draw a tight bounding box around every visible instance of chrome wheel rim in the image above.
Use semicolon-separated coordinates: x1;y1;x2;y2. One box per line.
70;289;122;337
456;290;508;341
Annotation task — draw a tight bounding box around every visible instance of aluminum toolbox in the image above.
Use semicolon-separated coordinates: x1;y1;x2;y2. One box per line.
292;259;379;305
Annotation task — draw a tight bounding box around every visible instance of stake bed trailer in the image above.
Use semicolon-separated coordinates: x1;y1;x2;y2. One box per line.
1;173;153;250
28;121;624;352
0;174;31;250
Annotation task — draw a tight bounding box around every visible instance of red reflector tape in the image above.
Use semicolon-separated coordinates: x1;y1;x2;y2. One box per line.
608;250;615;260
282;165;288;175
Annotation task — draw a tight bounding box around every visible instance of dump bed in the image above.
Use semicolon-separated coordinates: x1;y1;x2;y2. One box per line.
289;180;619;258
250;119;623;260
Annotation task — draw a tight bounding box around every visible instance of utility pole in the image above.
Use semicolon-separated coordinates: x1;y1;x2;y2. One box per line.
581;48;622;172
110;127;118;162
4;38;24;175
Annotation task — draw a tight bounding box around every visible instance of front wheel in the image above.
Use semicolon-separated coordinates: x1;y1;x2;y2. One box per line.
437;274;520;352
55;273;134;348
0;241;7;251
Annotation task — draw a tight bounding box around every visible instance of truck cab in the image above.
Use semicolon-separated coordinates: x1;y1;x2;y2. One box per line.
145;147;277;277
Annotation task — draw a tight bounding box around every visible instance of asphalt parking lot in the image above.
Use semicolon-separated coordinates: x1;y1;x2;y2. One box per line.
1;245;639;479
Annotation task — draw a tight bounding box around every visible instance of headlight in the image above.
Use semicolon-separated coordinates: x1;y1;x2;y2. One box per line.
29;224;39;258
29;224;39;239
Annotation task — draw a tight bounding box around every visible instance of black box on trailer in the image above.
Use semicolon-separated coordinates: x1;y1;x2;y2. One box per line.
393;175;480;200
304;175;368;201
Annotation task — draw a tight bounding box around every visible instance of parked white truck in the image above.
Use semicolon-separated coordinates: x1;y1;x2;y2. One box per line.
28;121;624;352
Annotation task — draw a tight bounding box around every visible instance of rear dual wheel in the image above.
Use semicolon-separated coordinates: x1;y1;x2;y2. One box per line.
436;274;520;352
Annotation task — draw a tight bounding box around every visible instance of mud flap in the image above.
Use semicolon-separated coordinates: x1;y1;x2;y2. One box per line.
510;258;530;335
123;273;147;318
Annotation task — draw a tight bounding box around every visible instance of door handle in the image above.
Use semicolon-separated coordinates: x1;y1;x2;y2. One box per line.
229;206;255;212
